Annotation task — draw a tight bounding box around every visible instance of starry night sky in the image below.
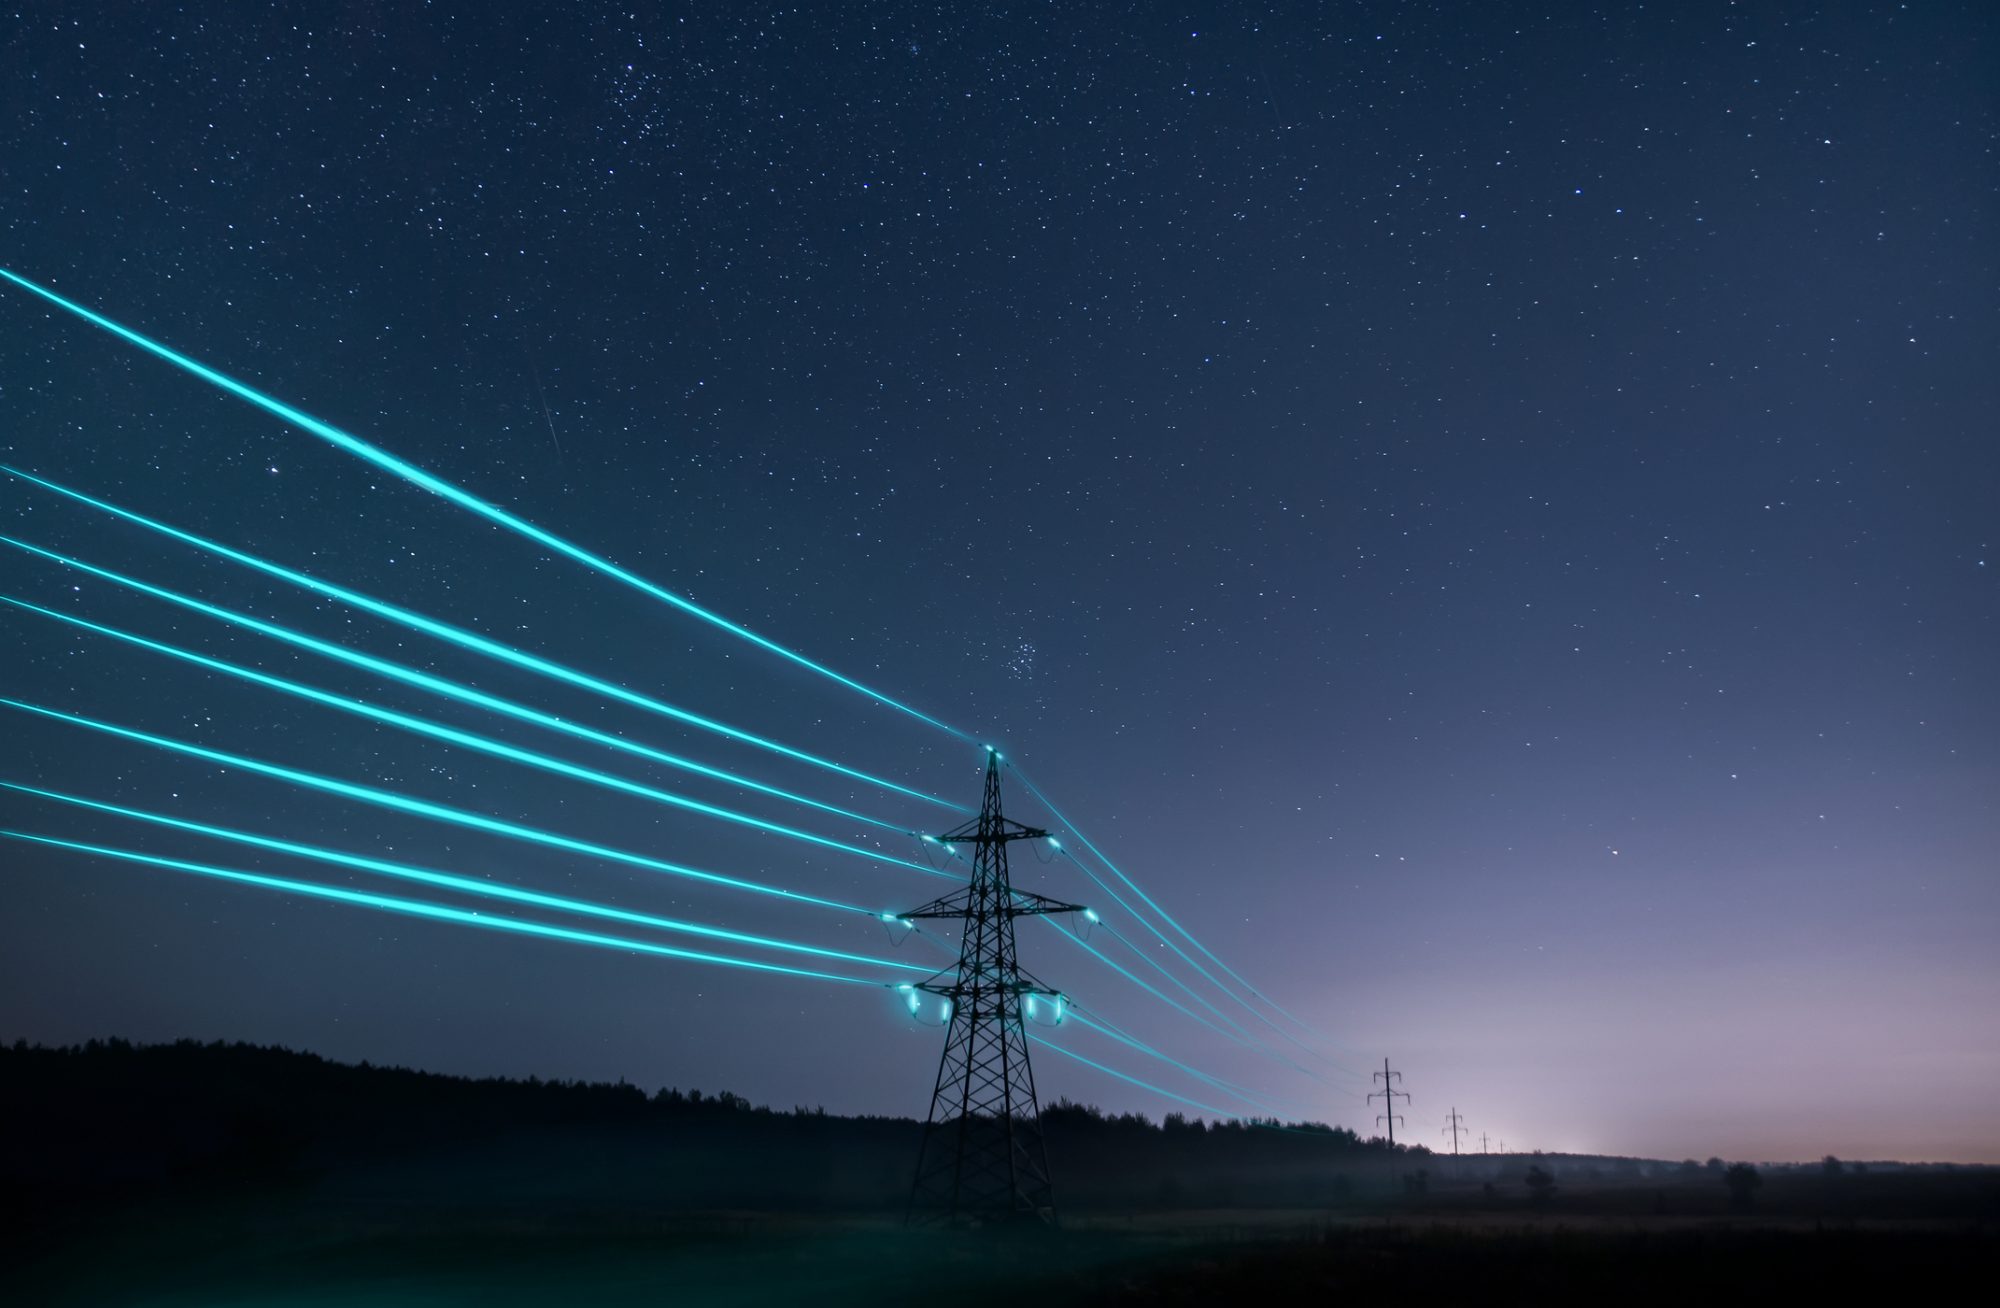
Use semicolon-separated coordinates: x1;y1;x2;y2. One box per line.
2;3;1994;1164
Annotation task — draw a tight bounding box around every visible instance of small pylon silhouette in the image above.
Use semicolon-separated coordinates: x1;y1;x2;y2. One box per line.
1368;1057;1410;1146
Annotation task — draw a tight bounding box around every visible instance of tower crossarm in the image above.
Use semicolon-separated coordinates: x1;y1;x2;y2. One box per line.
1004;889;1089;918
899;888;977;920
911;978;1063;1000
899;888;1088;920
931;816;1048;845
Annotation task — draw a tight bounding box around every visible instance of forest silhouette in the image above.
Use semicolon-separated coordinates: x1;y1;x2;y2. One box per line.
8;1038;1995;1307
2;1037;1412;1218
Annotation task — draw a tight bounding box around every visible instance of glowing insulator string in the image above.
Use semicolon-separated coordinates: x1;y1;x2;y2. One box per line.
0;696;918;921
0;536;913;835
0;782;928;975
1;596;958;881
1;831;894;989
0;268;970;741
1013;763;1350;1059
2;470;957;815
1025;1033;1233;1119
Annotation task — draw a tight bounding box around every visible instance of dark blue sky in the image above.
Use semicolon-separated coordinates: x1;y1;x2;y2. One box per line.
2;2;1993;1162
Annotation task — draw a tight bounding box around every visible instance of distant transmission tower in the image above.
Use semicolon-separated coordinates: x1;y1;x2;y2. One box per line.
901;748;1086;1227
1443;1107;1467;1155
1480;1131;1492;1156
1368;1057;1410;1146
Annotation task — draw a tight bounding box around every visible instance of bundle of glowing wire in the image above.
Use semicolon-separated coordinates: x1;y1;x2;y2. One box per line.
0;266;1359;1120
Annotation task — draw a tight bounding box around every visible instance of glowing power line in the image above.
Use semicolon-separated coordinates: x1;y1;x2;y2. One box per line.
8;815;1297;1124
2;469;956;814
2;830;893;988
7;823;1301;1123
0;267;969;739
0;274;1334;1079
3;476;1328;1080
0;695;888;921
1;594;953;880
1062;1006;1309;1120
942;829;1341;1095
1013;763;1339;1055
0;534;913;835
1026;1032;1232;1119
1037;916;1336;1090
0;781;927;975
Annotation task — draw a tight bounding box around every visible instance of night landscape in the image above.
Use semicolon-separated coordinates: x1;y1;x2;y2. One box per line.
2;3;1994;1304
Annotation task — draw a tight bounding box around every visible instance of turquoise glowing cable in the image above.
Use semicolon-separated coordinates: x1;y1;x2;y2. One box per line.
12;825;1298;1125
913;849;1301;1111
938;844;1336;1090
0;268;1335;1075
2;594;955;881
1054;836;1314;1050
0;267;969;740
2;830;894;988
0;696;902;920
1057;864;1270;1041
0;781;928;974
1073;849;1361;1083
1035;916;1335;1088
1017;763;1349;1060
1025;1033;1232;1119
0;535;912;835
981;837;1341;1084
0;274;1329;1042
1061;1006;1310;1119
2;468;956;814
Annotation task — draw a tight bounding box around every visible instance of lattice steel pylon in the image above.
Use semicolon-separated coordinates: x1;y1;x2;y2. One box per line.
901;747;1086;1227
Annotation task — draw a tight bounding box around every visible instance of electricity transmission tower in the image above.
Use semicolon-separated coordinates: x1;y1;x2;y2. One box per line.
901;748;1087;1227
1368;1057;1410;1146
1480;1132;1492;1156
1443;1107;1467;1155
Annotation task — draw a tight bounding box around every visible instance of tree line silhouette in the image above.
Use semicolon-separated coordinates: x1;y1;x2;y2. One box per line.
0;1038;1415;1215
13;1039;1961;1227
